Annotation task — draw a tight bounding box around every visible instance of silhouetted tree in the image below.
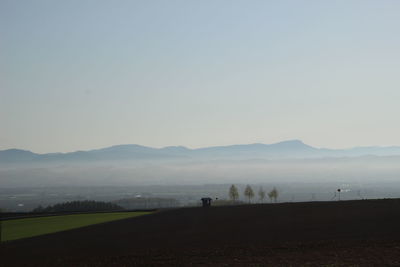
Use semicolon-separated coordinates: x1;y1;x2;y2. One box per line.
244;185;254;203
229;184;239;202
258;187;266;203
268;187;279;203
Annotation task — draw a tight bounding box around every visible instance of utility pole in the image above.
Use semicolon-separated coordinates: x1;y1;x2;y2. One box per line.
0;212;2;243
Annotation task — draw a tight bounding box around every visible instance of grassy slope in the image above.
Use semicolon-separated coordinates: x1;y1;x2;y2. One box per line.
1;212;150;242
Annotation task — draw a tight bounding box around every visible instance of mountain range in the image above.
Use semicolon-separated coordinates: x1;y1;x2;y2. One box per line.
2;140;400;163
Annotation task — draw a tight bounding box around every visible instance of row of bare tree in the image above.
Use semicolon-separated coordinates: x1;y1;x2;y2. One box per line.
229;185;278;203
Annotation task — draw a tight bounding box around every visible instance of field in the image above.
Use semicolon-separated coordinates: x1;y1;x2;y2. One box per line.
2;199;400;266
1;212;150;242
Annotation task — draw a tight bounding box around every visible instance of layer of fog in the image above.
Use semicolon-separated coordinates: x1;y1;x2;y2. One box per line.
0;157;400;188
2;156;400;188
2;156;400;211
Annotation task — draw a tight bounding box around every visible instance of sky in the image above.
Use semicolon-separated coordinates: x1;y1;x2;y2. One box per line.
1;0;400;153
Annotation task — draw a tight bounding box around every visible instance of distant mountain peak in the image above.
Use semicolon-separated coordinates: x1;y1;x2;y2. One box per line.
270;139;312;149
94;144;154;152
1;148;35;153
0;149;38;162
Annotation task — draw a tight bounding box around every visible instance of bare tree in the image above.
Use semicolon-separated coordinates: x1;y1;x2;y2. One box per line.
229;184;239;202
267;190;274;203
268;187;279;203
244;185;254;203
258;187;266;203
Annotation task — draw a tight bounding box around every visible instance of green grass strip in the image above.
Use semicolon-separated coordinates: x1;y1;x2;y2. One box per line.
1;211;150;242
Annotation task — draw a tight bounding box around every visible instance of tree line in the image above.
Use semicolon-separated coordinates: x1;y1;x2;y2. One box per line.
229;184;278;203
32;200;123;213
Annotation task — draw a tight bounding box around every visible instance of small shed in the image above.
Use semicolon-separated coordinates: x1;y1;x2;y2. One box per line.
201;197;212;207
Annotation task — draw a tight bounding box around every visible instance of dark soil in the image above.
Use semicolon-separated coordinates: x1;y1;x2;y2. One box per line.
2;199;400;266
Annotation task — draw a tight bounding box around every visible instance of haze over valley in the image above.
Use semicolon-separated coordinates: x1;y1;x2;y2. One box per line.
3;140;400;211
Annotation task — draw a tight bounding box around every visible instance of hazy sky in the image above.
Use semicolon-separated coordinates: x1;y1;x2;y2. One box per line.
1;0;400;153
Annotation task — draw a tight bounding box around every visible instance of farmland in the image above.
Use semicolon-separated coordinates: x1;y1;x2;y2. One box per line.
2;199;400;266
1;211;150;242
